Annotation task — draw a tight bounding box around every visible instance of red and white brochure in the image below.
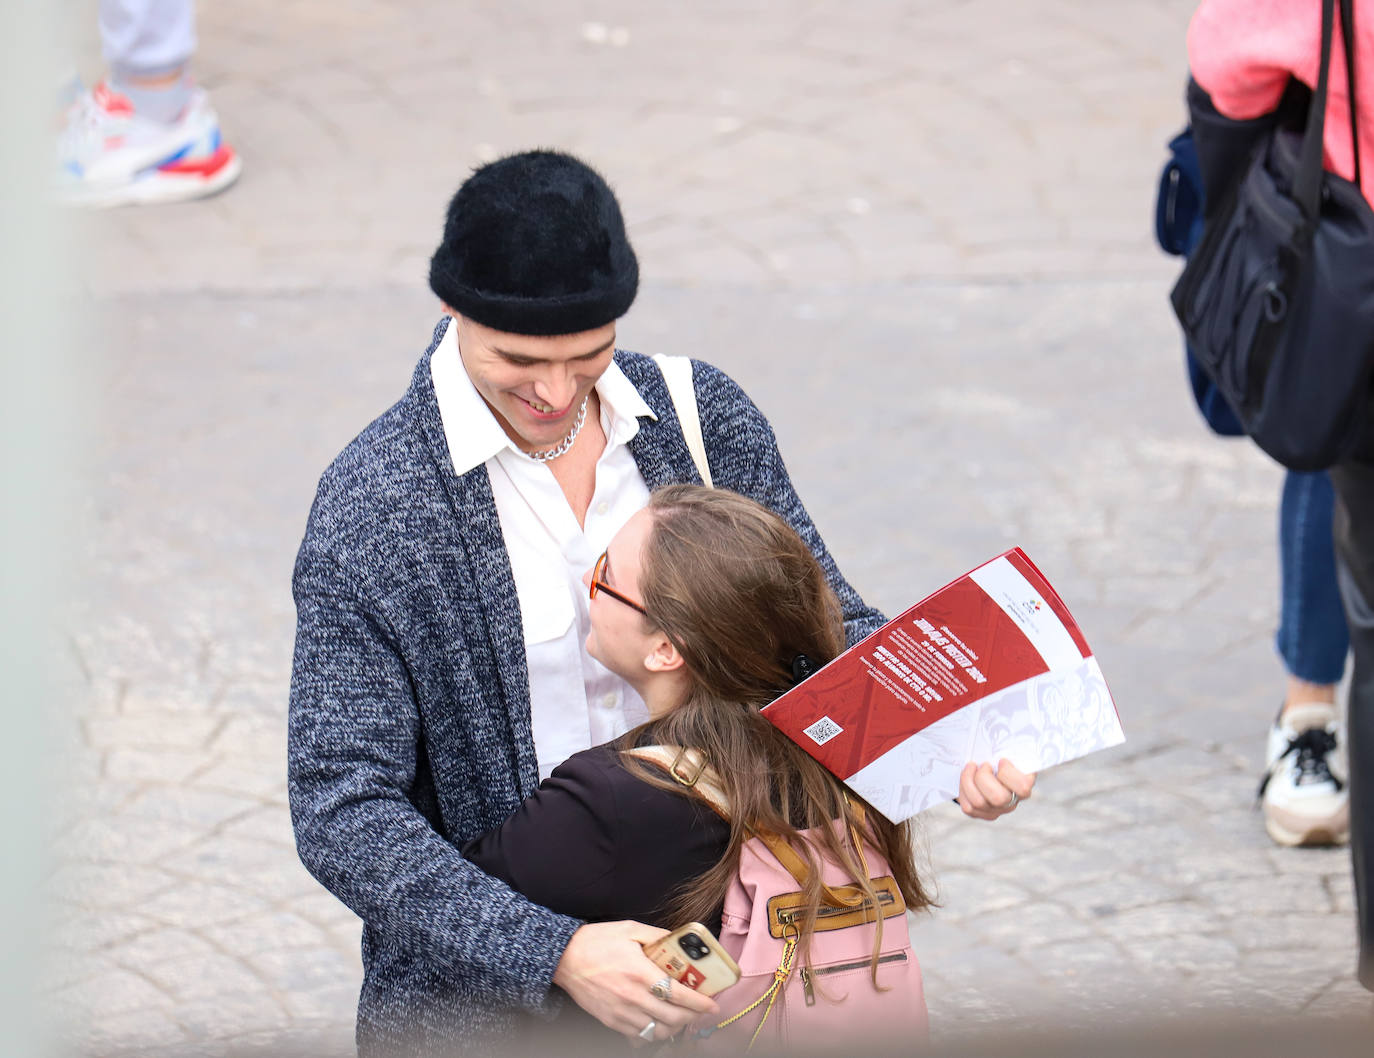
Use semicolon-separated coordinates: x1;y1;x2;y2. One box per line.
762;548;1124;823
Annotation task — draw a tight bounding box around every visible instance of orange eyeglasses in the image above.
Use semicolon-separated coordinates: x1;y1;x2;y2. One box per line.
589;550;649;616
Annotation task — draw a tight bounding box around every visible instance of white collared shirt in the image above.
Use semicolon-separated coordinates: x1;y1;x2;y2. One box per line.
430;321;655;779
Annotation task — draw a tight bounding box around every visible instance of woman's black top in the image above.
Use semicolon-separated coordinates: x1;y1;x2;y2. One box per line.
462;742;730;930
461;742;731;1047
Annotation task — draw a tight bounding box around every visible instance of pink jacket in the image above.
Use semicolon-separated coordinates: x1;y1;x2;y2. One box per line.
1188;0;1374;201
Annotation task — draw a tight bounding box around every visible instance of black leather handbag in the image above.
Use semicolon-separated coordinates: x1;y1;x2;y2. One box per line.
1170;0;1374;471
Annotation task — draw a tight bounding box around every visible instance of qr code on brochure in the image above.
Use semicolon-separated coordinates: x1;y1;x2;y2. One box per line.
803;716;843;745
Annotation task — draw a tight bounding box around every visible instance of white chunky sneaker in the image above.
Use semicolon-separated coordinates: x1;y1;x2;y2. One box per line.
56;81;242;207
1258;702;1349;847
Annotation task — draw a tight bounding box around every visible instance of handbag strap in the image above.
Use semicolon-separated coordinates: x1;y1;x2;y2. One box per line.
651;353;714;488
1339;0;1362;189
1295;0;1338;218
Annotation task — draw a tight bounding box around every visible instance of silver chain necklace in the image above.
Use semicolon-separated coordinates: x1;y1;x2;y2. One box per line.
527;396;589;463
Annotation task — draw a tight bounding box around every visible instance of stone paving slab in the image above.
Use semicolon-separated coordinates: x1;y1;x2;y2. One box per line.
69;0;1196;296
45;0;1374;1054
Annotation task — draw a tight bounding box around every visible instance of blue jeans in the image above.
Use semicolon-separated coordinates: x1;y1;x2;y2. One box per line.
1277;470;1350;685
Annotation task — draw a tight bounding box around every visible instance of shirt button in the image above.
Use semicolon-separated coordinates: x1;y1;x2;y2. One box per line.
602;693;618;709
596;501;609;515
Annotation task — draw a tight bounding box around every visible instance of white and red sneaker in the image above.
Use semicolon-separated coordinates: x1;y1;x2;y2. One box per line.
57;81;242;207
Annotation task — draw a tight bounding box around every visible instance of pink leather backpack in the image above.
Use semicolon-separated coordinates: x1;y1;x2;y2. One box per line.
630;747;929;1052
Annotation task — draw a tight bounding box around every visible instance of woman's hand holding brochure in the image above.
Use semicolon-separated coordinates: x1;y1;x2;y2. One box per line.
956;759;1036;820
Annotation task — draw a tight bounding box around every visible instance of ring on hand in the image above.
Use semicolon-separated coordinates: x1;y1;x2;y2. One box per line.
639;1019;657;1041
1004;791;1020;810
649;975;673;1002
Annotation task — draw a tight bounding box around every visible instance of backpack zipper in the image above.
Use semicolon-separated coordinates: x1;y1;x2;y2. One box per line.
799;951;909;1006
778;889;896;927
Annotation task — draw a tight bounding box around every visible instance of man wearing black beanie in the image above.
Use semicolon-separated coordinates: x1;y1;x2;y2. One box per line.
287;149;1031;1055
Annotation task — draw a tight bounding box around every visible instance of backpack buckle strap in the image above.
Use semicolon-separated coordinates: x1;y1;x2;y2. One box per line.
669;746;708;787
626;745;731;817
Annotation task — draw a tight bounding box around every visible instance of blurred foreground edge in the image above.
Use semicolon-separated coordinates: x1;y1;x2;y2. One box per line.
82;1008;1374;1058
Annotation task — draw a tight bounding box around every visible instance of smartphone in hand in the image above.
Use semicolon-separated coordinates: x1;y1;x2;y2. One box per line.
642;923;741;997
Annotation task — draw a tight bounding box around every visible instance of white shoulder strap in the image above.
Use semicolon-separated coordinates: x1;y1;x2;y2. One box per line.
651;353;713;488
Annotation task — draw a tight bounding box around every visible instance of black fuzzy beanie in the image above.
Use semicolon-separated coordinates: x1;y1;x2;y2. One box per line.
428;150;639;336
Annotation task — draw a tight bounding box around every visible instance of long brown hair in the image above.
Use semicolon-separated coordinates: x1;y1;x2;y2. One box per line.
618;485;933;973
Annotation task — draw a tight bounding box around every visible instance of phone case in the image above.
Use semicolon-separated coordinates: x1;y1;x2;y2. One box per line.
643;922;742;997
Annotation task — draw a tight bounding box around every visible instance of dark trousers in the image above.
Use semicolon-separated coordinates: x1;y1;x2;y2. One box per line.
1330;458;1374;990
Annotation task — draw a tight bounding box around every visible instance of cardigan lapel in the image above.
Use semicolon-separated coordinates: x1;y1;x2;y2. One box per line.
406;324;541;797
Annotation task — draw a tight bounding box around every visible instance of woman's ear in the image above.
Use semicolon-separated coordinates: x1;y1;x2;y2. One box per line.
643;632;686;674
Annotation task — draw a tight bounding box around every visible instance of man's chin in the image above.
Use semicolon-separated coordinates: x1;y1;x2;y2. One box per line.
510;407;576;448
501;421;560;453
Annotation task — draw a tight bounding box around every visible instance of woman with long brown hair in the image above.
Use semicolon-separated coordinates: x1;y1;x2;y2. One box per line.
462;485;993;1047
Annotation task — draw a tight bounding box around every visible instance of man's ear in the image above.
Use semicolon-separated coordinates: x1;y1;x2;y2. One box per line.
643;632;685;674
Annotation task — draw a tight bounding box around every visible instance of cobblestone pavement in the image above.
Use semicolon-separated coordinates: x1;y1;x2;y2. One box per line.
49;1;1373;1055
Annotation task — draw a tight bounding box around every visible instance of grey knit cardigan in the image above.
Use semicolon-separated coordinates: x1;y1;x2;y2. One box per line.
288;318;884;1056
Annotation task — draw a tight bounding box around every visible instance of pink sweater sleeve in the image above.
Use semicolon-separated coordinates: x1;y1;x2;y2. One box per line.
1186;0;1373;201
1187;0;1321;119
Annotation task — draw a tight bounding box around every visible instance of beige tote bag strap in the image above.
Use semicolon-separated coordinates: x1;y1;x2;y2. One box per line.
651;353;713;488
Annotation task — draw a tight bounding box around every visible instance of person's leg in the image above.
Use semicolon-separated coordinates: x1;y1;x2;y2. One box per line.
1276;470;1350;693
100;0;196;72
1262;470;1350;846
99;0;197;123
57;0;239;207
1330;459;1374;990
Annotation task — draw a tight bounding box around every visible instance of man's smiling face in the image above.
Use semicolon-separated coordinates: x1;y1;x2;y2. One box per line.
451;313;617;453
